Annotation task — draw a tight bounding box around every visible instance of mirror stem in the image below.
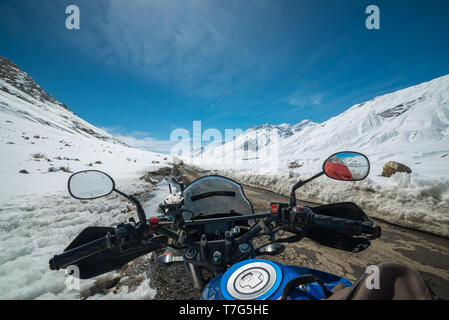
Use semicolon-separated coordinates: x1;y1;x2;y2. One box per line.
289;171;325;208
113;189;147;228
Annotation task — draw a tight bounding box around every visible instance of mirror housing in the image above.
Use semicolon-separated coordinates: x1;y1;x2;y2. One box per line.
68;171;148;228
68;170;115;200
289;151;370;208
323;152;370;181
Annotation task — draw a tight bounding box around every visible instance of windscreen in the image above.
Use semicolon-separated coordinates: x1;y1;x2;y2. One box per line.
181;176;254;220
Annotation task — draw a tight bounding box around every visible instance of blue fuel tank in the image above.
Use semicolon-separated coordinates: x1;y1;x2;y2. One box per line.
201;259;352;300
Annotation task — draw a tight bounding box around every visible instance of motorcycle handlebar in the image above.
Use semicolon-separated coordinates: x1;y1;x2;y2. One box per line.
49;233;114;271
310;213;363;235
286;207;380;238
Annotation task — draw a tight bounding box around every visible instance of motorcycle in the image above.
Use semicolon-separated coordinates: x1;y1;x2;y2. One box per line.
49;151;381;300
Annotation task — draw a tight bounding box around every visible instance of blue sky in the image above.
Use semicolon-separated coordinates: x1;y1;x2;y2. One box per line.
1;0;449;152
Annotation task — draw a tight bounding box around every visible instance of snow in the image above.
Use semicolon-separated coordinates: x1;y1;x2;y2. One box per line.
0;178;163;299
216;169;449;237
188;74;449;237
0;59;173;299
193;74;449;173
143;181;172;218
86;276;157;300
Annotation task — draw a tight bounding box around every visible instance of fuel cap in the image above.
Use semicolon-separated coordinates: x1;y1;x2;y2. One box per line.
221;259;282;300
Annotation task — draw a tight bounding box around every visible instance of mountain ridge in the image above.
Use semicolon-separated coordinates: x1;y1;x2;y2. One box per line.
193;73;449;176
0;56;127;146
0;57;70;111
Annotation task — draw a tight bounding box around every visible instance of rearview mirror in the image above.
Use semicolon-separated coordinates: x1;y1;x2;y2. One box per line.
323;152;370;181
68;170;115;199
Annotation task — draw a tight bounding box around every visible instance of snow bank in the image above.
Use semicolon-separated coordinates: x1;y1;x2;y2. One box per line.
86;276;157;300
0;177;162;300
217;168;449;238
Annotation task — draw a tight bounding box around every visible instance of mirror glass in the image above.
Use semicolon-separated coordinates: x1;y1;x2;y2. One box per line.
68;170;115;199
323;152;370;181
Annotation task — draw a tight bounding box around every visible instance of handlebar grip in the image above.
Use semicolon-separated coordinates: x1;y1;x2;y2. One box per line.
49;233;114;270
311;214;362;235
362;224;382;238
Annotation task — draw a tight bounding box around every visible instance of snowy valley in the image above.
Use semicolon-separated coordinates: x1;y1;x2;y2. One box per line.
0;57;173;299
1;55;448;300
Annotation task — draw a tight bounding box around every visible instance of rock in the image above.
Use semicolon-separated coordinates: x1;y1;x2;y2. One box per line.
19;169;29;174
60;166;73;173
48;166;72;173
148;167;172;176
32;153;46;159
382;161;412;177
139;173;159;184
288;161;302;169
95;161;102;164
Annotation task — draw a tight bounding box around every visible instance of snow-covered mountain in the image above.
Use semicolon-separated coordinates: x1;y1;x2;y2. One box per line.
188;75;449;238
0;57;171;196
0;57;126;146
192;74;449;177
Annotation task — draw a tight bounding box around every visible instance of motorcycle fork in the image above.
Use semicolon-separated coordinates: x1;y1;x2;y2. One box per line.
185;262;204;290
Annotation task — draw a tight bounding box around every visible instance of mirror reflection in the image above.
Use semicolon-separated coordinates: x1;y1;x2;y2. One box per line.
68;170;115;199
323;152;369;181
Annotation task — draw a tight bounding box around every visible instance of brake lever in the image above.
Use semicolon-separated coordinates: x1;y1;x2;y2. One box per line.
115;222;139;251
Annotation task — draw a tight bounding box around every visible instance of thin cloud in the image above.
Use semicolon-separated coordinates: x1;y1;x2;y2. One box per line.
288;96;306;107
288;92;324;107
114;134;175;154
17;0;303;99
311;93;323;105
101;126;175;153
